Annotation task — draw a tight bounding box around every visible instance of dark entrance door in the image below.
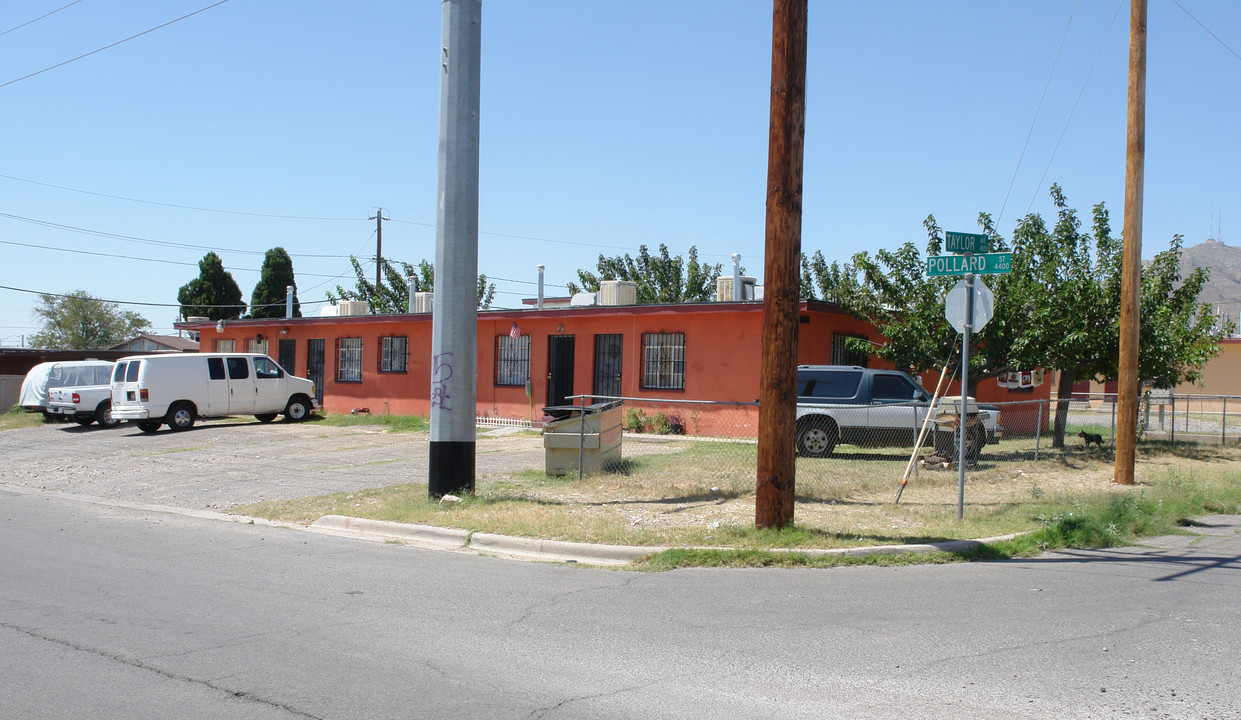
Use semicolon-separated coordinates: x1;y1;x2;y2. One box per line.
306;338;325;406
547;335;575;407
592;334;622;399
278;339;296;374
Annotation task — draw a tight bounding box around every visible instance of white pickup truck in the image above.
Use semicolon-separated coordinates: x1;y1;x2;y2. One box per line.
44;363;118;427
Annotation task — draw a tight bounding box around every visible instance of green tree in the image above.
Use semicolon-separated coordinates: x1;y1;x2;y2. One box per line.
177;252;245;321
566;244;723;303
29;290;151;349
327;256;495;313
804;184;1231;448
249;247;300;319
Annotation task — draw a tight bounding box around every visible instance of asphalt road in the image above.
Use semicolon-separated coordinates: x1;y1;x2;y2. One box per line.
2;485;1239;719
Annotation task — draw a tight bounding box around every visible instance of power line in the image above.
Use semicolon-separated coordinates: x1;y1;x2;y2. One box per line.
0;210;354;258
1170;0;1241;64
0;0;84;38
1025;0;1124;217
0;283;332;310
0;0;234;91
996;0;1078;228
0;237;352;278
0;173;361;222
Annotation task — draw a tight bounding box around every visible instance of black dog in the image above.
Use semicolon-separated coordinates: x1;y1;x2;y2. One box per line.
1078;430;1104;448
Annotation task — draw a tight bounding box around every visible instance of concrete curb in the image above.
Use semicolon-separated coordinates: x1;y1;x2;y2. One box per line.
311;515;470;550
1;483;1024;567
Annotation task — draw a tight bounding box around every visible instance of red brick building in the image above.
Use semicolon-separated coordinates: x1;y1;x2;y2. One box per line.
177;298;1048;429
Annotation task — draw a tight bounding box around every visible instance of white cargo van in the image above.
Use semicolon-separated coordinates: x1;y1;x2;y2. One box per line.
110;353;317;432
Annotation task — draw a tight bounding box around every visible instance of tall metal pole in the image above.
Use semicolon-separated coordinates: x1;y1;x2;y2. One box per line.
1116;0;1146;485
756;0;807;530
957;270;974;519
428;0;481;497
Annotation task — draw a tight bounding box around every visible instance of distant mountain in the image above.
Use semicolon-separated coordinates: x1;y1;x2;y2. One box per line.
1178;238;1241;321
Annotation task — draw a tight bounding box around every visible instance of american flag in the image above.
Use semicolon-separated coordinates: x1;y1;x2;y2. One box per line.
510;322;521;340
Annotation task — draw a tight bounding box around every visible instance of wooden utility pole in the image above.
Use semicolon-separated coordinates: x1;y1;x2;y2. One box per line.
1116;0;1146;485
370;208;389;300
756;0;807;529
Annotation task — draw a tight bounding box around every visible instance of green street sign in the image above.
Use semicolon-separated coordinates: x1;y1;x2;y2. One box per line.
945;231;990;254
927;252;1012;276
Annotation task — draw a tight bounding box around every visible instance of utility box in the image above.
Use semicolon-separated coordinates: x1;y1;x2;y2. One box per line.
542;400;624;476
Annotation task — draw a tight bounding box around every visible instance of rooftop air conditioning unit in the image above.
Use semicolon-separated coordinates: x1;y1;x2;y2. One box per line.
413;292;434;313
336;300;371;317
716;275;757;301
599;280;637;306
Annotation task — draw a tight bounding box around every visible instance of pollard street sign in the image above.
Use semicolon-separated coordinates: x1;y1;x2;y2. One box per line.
945;231;990;254
927;252;1012;276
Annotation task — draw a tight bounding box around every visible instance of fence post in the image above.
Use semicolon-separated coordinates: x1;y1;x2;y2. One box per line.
1110;401;1116;444
578;395;587;483
1035;401;1042;462
1223;397;1228;446
1170;392;1175;446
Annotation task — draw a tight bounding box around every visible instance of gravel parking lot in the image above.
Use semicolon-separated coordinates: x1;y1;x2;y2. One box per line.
0;419;548;511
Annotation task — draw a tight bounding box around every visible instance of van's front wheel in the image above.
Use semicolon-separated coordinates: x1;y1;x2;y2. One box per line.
284;395;311;422
166;402;196;432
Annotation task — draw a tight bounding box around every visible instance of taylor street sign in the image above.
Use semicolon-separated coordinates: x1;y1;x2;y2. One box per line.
927;252;1012;276
945;231;990;254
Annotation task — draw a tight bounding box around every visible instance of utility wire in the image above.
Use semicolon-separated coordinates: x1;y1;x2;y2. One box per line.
996;0;1078;228
0;0;233;91
0;238;351;278
0;210;354;258
1025;0;1124;217
0;0;84;38
0;173;361;222
1169;0;1241;63
0;283;332;310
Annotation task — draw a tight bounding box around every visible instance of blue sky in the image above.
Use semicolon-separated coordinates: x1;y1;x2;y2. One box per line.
1;0;1238;344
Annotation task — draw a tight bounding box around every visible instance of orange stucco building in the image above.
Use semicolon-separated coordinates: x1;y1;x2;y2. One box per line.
177;299;1048;430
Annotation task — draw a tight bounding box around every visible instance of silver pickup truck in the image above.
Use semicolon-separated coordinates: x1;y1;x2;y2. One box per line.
795;365;1002;460
46;363;119;427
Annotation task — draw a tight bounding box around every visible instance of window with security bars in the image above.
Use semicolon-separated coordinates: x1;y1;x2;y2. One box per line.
831;333;869;367
336;337;363;382
641;332;685;390
379;336;408;373
495;334;530;386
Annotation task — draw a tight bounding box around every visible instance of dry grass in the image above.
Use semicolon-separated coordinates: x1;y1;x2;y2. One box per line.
236;431;1241;551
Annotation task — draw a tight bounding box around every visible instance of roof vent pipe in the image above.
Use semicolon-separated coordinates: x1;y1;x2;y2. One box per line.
537;264;545;310
731;253;742;301
286;286;294;319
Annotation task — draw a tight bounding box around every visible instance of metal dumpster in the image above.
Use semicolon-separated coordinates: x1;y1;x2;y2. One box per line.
542;400;624;476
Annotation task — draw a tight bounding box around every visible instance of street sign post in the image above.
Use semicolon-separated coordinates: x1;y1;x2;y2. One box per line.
927;253;1012;276
945;231;990;254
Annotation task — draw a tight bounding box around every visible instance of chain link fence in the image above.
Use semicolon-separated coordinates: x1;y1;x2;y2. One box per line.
532;392;1241;500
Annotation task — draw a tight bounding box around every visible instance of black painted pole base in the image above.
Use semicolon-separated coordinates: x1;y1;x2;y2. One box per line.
429;441;476;498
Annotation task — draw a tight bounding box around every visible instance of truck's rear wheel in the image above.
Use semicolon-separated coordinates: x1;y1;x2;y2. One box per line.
166;402;196;431
796;417;837;458
96;401;119;427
